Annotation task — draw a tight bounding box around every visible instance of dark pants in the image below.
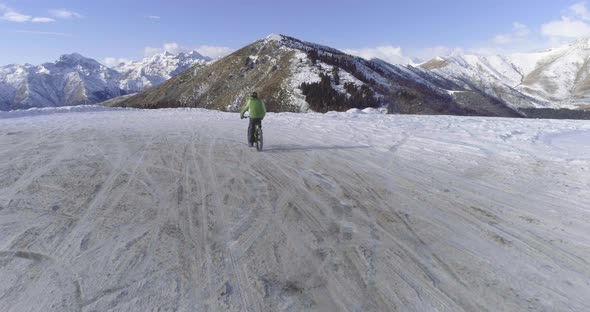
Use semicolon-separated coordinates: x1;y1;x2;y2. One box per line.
248;118;262;144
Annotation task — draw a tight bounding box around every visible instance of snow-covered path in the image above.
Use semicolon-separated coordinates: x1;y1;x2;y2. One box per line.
0;107;589;311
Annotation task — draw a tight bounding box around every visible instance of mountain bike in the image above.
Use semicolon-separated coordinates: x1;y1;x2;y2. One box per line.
253;123;263;151
242;117;263;151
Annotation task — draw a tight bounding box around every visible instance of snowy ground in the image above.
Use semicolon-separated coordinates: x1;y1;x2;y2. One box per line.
0;107;589;312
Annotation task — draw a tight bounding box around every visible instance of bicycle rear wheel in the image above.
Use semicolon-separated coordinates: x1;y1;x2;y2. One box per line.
256;127;263;151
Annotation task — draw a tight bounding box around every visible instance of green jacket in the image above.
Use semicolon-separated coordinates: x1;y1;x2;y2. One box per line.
240;96;266;119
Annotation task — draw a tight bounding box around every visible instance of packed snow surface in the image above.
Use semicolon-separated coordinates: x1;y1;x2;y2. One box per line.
0;105;133;119
0;107;589;311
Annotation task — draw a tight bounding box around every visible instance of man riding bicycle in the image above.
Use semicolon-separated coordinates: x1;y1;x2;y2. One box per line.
240;92;266;147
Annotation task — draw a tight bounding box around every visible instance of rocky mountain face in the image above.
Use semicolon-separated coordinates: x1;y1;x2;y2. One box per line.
113;34;523;117
0;52;209;111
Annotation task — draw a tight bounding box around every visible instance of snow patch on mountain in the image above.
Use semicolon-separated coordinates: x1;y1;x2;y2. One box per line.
285;49;367;112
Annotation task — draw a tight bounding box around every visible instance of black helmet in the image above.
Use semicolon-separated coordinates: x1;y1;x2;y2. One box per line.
251;92;258;98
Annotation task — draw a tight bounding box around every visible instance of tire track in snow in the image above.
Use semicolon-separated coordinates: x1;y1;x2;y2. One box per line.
55;132;155;260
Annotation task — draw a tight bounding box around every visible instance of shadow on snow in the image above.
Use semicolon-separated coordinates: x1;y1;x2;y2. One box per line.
262;144;370;153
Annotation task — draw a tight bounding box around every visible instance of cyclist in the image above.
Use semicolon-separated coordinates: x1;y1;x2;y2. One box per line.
240;92;266;147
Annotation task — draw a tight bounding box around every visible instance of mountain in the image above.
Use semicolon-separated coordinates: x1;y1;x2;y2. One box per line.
114;51;210;91
5;35;590;117
421;39;590;112
113;34;522;117
0;54;123;110
0;52;209;111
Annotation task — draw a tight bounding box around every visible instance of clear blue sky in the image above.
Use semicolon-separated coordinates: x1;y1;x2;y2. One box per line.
0;0;587;65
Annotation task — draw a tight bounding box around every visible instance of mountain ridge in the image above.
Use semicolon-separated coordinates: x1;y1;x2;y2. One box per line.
3;35;590;117
112;34;523;118
0;51;210;111
421;38;590;111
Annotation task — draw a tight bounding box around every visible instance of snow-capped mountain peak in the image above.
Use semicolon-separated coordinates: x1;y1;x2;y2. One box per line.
265;33;284;42
114;50;209;91
58;53;94;64
52;53;118;78
184;50;207;59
